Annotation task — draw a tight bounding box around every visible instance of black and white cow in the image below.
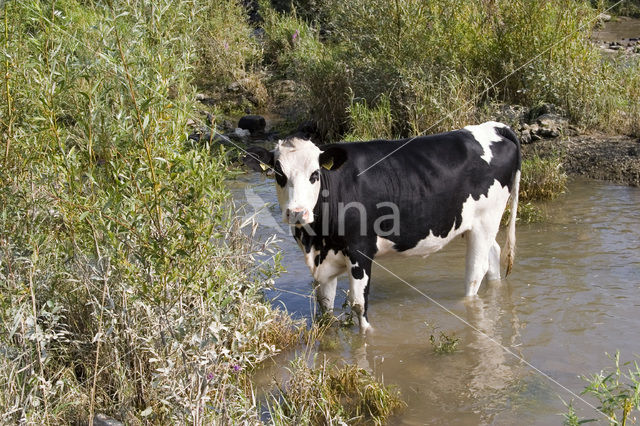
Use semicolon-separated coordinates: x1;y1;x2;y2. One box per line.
244;121;521;333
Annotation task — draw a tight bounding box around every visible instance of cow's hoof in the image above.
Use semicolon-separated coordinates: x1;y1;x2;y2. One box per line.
358;317;372;334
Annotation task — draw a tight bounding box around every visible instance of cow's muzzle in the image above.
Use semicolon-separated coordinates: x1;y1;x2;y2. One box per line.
285;207;313;225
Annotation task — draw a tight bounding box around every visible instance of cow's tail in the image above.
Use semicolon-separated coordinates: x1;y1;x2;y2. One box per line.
503;169;520;277
496;124;521;278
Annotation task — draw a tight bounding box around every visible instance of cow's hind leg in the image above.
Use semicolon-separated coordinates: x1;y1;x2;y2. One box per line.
486;240;501;282
464;229;495;296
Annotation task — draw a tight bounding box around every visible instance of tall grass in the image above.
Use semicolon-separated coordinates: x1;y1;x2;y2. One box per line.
0;0;296;423
262;0;640;140
268;356;405;424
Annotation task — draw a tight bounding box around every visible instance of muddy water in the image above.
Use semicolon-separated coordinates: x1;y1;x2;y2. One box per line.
230;176;640;424
592;16;640;42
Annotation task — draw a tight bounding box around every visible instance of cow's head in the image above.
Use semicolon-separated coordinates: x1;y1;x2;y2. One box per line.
243;138;347;225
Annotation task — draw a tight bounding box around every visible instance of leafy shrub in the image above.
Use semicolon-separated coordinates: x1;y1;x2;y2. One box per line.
263;0;640;139
565;351;640;425
345;94;394;141
0;1;297;424
192;0;261;89
520;155;568;202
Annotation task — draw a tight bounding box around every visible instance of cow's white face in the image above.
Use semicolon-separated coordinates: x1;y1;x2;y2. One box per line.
273;138;322;225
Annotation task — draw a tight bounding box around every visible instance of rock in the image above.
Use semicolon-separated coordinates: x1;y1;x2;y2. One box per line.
232;127;252;142
526;103;563;121
537;113;568;129
195;93;216;105
494;104;528;125
519;128;533;144
598;13;612;22
238;115;266;134
93;413;123;426
188;130;232;144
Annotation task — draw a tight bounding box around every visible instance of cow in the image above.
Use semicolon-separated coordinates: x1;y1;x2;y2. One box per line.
243;121;521;334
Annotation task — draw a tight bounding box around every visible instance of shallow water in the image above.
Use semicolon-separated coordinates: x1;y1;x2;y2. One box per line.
592;16;640;42
230;176;640;424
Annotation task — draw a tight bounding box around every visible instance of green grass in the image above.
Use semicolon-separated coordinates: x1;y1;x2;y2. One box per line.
262;0;640;140
267;356;405;424
429;332;461;355
521;155;568;201
565;351;640;425
0;0;297;423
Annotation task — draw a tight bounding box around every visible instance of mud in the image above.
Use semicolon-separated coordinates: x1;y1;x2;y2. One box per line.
523;133;640;186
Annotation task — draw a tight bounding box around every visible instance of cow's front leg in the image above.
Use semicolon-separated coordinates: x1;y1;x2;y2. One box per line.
312;252;347;314
346;251;373;334
315;276;338;313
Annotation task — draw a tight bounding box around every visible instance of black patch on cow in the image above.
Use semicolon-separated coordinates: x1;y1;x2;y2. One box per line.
242;146;274;172
309;169;320;184
274;161;287;187
314;254;320;267
351;265;364;280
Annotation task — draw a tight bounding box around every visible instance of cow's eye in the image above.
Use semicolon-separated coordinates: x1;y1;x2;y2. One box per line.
274;161;287;187
309;169;320;184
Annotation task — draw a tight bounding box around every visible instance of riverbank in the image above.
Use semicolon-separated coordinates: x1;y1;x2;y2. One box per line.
524;133;640;186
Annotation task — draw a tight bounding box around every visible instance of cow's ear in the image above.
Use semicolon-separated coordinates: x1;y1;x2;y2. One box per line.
242;146;274;172
319;145;347;171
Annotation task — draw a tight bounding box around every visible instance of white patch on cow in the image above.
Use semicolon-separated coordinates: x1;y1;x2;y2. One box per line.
375;179;511;295
274;138;322;224
375;236;396;256
297;243;346;312
464;121;508;165
347;261;372;333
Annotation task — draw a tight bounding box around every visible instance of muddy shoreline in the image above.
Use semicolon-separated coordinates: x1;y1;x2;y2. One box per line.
523;133;640;186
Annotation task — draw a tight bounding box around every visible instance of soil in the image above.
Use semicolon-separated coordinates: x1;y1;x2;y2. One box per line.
522;133;640;187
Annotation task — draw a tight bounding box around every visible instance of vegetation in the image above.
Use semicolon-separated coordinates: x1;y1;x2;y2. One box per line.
261;0;640;141
267;356;405;424
564;352;640;425
511;154;568;223
2;0;638;423
429;331;461;355
0;0;295;423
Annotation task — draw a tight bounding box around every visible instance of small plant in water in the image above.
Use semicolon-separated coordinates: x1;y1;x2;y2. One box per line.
429;332;461;355
565;351;640;425
425;323;460;354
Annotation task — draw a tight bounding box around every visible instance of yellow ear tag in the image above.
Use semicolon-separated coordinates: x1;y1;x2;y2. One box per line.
259;163;269;171
322;158;333;170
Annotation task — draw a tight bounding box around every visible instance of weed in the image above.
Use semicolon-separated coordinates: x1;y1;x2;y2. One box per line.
429;332;461;355
262;0;640;139
579;352;640;425
344;94;394;141
521;155;568;202
564;351;640;425
0;0;296;423
267;356;405;424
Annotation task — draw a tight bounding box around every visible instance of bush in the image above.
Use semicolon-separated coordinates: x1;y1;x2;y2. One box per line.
192;0;261;89
0;0;297;423
262;0;640;139
520;155;568;202
345;94;394;141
